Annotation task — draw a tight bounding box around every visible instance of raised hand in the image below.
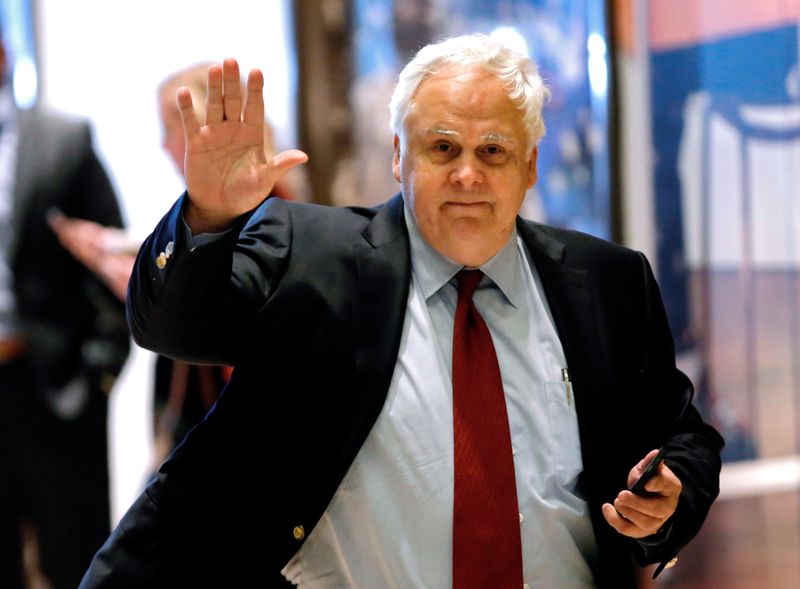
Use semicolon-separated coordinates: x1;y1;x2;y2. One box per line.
180;58;308;233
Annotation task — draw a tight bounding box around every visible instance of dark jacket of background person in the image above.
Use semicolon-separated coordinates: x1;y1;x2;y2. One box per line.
13;108;129;405
0;105;129;589
80;193;722;589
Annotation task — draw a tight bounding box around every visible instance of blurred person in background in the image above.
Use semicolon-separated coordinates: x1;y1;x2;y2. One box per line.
51;62;302;468
0;21;129;589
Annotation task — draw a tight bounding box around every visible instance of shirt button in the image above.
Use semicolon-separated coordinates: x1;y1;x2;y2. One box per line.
512;446;517;456
523;584;530;589
519;513;524;524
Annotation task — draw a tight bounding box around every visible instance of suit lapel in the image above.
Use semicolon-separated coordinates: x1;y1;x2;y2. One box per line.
519;220;639;586
516;219;611;500
352;194;412;427
10;109;39;261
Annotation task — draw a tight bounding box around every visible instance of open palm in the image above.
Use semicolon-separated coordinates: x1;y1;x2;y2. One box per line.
179;59;307;233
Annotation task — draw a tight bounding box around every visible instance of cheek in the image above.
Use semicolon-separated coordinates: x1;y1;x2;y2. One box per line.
164;133;185;169
408;172;442;218
410;189;435;225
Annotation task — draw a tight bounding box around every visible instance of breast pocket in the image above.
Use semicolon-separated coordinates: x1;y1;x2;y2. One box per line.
544;381;584;489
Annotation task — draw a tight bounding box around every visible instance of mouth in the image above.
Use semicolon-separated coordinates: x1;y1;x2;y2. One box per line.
442;202;492;221
444;201;491;212
444;200;490;207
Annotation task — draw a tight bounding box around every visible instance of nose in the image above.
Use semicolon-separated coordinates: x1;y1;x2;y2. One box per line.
449;157;484;187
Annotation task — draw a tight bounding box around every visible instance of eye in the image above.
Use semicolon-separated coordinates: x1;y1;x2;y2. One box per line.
431;141;459;159
479;144;508;163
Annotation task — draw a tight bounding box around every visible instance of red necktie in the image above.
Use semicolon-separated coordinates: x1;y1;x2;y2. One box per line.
452;270;523;589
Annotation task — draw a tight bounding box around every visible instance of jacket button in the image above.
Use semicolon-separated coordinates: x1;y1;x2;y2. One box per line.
156;253;167;269
293;525;305;541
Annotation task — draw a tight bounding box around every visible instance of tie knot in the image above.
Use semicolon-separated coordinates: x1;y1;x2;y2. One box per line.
456;269;483;301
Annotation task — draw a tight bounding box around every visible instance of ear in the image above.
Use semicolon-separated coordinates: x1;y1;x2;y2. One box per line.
526;146;538;189
392;134;402;183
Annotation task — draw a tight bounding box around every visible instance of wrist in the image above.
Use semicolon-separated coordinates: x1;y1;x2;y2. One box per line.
184;200;236;235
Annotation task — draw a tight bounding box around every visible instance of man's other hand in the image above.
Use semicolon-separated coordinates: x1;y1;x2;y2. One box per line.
601;448;682;539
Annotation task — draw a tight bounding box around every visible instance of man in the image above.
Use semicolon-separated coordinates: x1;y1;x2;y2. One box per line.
0;26;129;589
81;35;722;588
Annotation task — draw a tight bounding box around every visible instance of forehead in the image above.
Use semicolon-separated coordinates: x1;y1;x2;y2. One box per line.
406;65;525;141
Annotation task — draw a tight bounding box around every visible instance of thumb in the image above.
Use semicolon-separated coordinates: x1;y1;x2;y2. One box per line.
272;149;309;175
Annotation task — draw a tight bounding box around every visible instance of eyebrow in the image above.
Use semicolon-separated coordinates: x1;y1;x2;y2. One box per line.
426;127;515;144
428;127;458;137
481;132;515;144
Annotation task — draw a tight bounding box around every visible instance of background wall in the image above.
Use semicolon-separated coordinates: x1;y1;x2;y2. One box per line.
617;1;800;586
38;0;297;240
35;0;297;523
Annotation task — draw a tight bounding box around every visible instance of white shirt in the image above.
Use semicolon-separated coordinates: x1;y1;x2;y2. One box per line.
0;85;19;338
283;205;598;588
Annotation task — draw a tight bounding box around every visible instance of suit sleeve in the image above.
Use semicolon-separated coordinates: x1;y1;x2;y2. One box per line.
126;193;292;365
631;251;724;572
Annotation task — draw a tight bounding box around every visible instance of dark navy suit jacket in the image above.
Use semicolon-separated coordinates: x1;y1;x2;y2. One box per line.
81;193;723;589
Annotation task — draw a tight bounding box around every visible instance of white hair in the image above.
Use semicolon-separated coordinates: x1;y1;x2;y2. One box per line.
389;33;551;151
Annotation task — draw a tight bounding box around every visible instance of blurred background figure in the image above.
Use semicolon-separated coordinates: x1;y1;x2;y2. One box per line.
51;62;301;473
0;20;128;589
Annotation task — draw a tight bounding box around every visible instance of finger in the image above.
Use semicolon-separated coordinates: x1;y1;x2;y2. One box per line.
644;464;682;496
604;502;662;539
271;149;309;173
260;150;309;188
616;489;677;520
206;63;224;125
613;497;662;531
46;208;66;229
627;448;661;487
177;87;201;139
222;58;242;122
602;503;644;538
243;69;265;128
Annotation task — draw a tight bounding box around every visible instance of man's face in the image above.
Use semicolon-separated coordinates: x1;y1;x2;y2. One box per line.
159;89;187;177
393;65;538;267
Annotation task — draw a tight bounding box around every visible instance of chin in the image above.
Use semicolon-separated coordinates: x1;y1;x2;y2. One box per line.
440;239;495;267
442;223;511;266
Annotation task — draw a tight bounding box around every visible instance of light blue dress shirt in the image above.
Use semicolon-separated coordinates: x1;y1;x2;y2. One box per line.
283;204;598;588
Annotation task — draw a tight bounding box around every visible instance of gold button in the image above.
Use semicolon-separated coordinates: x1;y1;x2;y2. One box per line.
293;525;305;541
665;556;678;569
156;253;167;269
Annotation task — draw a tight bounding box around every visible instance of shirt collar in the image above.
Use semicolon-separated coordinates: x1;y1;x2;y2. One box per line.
402;198;523;308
